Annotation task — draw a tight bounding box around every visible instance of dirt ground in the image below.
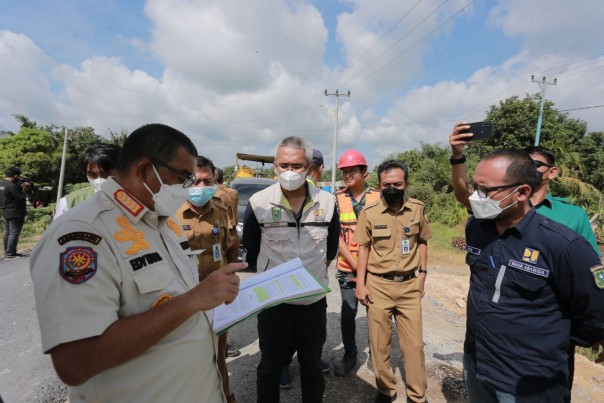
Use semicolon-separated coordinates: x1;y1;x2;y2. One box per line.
226;263;604;403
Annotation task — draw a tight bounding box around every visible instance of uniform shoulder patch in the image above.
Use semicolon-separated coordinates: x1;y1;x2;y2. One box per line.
405;197;425;206
58;232;102;245
166;217;183;237
590;265;604;289
59;246;98;284
114;189;144;216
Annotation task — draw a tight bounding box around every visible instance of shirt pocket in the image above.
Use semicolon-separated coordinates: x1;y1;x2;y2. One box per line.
261;229;290;260
132;264;173;294
308;228;328;256
506;270;547;300
372;228;393;251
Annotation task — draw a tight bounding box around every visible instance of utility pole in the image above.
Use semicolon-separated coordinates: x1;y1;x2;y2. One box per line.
56;128;69;205
324;89;350;192
531;75;557;146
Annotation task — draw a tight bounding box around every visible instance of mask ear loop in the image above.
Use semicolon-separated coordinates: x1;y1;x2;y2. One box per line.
142;163;165;197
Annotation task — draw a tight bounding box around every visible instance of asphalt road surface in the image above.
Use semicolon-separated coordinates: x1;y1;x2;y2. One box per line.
0;256;67;403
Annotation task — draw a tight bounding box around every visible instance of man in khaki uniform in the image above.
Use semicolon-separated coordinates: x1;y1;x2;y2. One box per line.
355;159;431;403
29;124;245;402
177;156;239;403
215;167;240;250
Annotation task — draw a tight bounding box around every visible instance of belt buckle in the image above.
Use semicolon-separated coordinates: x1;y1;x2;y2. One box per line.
393;274;406;282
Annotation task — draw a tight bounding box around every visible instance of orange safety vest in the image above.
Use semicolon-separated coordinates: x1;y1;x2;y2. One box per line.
336;188;381;272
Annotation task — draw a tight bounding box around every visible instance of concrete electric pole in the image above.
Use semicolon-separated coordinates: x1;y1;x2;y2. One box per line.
324;89;350;192
531;75;557;146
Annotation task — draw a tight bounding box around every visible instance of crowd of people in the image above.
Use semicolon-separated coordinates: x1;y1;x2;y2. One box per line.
13;121;603;403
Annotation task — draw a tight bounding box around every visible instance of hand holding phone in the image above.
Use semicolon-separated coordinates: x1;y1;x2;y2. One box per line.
459;121;494;141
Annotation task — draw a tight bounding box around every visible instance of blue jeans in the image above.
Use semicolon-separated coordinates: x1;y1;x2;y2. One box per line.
463;353;567;403
3;215;24;256
336;270;358;353
257;298;327;403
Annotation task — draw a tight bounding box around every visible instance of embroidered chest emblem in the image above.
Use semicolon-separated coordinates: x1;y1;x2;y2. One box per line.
166;217;182;237
591;265;604;289
314;209;325;221
272;207;281;221
114;215;150;255
522;248;540;264
114;189;144;216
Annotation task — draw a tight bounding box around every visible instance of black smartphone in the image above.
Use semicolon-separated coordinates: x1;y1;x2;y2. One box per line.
460;121;494;141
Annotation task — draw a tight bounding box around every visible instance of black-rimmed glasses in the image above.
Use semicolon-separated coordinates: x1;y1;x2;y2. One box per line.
533;160;553;169
472;183;521;199
151;158;196;188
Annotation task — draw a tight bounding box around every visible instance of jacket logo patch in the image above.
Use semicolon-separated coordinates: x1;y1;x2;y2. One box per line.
114;189;144;216
180;240;190;250
522;248;540;264
166;217;182;237
272;207;281;221
508;259;549;278
114;215;151;255
59;247;98;284
57;232;102;245
590;265;604;289
129;252;163;271
314;209;325;221
466;245;481;255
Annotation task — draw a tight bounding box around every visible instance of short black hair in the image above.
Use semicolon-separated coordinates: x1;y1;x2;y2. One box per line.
116;124;197;173
81;144;121;173
5;166;21;177
196;155;215;173
522;146;555;166
377;160;408;183
215;167;224;184
482;149;541;192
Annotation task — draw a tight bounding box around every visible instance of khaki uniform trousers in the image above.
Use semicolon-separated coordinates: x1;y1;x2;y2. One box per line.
217;331;236;403
366;272;426;402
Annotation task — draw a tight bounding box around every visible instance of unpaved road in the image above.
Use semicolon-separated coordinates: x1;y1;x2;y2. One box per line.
1;259;603;402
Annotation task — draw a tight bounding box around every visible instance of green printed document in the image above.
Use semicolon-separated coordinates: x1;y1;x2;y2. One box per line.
212;257;330;333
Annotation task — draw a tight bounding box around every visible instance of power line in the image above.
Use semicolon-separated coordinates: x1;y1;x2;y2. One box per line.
560;105;604;112
327;0;425;89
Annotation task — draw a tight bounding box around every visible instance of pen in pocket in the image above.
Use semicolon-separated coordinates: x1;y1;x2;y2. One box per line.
489;256;496;269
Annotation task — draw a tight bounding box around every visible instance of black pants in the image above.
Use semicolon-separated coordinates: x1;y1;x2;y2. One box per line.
3;215;24;256
257;298;327;403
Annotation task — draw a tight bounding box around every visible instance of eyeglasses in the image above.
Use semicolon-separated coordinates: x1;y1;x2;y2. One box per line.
276;163;308;172
151;158;196;188
472;183;521;199
533;160;553;169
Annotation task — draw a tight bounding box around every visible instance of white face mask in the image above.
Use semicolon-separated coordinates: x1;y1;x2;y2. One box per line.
143;165;189;216
468;188;519;220
277;169;308;191
88;177;106;192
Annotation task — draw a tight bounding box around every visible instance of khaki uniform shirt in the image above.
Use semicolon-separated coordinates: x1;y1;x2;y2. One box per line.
176;197;237;281
215;184;239;228
30;178;224;403
354;197;432;274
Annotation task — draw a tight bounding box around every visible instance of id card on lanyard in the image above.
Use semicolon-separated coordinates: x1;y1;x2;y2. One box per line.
401;225;410;255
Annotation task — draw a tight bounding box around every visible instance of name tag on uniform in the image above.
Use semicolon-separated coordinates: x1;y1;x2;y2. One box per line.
401;239;410;255
466;245;481;255
212;243;222;262
508;259;550;278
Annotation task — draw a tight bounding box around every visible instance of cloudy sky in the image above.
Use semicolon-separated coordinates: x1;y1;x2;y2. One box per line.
1;0;603;170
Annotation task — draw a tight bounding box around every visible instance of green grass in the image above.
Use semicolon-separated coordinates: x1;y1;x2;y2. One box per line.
428;222;466;268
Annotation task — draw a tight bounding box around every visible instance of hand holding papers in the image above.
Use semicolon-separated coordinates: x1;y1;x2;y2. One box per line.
212;257;329;333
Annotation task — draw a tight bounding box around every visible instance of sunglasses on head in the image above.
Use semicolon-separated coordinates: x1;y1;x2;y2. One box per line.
533;160;553;169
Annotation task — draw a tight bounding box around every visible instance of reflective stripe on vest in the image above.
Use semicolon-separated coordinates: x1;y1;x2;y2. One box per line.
336;190;380;272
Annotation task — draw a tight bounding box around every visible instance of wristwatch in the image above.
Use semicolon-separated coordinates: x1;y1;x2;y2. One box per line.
418;269;428;275
450;155;466;165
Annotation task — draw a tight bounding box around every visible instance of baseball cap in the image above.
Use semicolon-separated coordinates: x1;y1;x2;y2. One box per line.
311;149;324;167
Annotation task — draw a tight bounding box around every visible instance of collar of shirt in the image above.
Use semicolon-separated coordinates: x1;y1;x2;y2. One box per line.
533;191;554;209
102;177;150;224
477;207;538;238
378;196;411;214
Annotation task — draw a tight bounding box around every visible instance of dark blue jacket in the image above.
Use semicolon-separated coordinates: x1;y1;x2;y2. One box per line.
464;209;604;395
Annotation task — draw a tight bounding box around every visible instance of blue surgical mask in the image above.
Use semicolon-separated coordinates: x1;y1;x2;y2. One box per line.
188;185;217;206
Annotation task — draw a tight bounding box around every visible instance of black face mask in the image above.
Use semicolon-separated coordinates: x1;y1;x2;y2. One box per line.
381;187;405;205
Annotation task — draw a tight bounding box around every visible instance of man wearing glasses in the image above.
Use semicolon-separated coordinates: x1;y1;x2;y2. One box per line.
448;146;604;401
30;124;246;402
242;136;340;403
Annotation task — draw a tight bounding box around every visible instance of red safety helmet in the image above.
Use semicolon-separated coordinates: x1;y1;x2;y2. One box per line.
338;149;367;169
